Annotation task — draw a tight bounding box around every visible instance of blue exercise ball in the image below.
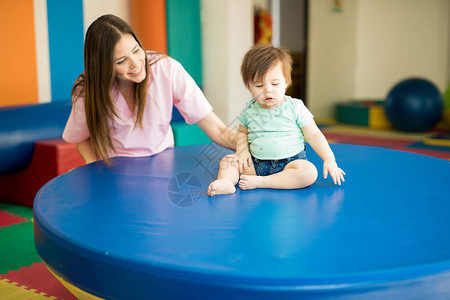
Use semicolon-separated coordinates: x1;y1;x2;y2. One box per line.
384;78;444;132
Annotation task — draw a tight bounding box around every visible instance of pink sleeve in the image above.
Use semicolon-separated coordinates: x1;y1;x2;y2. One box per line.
170;59;212;124
62;96;90;143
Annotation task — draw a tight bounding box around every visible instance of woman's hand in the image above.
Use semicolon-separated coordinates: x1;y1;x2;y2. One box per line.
323;159;346;185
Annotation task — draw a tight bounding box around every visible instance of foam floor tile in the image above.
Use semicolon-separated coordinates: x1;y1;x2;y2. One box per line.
2;263;77;300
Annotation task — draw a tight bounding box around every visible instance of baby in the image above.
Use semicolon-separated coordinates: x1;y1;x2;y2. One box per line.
208;44;345;196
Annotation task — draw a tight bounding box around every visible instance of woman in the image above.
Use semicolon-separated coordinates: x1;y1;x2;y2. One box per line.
63;14;236;165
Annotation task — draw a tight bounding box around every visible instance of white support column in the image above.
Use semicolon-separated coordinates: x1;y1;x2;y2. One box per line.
201;0;253;126
270;0;280;47
34;0;51;103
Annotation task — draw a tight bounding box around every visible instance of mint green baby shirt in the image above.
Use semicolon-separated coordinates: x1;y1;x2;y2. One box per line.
237;96;314;160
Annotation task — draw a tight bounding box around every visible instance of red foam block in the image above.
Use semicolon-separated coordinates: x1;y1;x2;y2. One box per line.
0;139;85;207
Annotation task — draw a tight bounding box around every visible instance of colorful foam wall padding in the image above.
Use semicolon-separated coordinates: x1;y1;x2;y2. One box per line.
0;0;39;106
0;0;207;208
1;0;202;107
131;0;203;86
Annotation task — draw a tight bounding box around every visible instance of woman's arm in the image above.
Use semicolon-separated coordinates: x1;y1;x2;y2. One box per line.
196;111;237;150
76;138;99;164
301;120;345;185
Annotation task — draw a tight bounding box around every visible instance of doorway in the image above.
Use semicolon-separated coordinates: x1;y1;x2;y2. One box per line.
278;0;308;104
255;0;309;104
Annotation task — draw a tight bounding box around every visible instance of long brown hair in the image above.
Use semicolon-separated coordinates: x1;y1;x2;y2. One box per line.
72;15;154;165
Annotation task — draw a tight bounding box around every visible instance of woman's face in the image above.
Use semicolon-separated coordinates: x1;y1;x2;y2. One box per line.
113;34;146;86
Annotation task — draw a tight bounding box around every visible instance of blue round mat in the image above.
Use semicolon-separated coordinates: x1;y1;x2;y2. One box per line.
34;144;450;299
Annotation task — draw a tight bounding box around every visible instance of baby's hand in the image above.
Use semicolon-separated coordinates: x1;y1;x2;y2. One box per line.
323;159;346;185
228;150;252;173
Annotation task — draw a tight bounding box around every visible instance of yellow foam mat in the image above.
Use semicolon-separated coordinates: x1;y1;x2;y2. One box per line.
321;124;434;140
44;264;104;300
0;278;56;299
423;137;450;147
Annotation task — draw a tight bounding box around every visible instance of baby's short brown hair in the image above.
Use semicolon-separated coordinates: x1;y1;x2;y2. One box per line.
241;44;293;88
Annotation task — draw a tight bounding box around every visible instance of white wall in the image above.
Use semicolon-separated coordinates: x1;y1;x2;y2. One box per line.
354;0;450;98
254;0;269;10
307;0;358;119
79;0;450;121
448;9;450;87
82;0;129;35
307;0;450;119
201;0;253;125
34;0;51;102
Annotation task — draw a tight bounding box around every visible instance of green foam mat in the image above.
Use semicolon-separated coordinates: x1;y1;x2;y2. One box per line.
0;221;41;274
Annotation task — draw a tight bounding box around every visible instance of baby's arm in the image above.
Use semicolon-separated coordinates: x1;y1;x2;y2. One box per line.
301;120;346;185
230;125;252;173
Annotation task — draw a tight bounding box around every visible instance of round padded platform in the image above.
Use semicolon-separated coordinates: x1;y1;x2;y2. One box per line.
34;144;450;299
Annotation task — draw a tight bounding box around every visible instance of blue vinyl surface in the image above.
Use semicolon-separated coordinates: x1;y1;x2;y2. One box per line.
34;144;450;299
0;101;72;174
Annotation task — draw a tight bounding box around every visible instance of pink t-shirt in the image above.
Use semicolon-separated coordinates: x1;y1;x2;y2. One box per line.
63;54;212;157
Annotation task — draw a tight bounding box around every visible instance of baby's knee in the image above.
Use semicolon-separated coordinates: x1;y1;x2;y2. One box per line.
291;160;318;185
304;161;318;184
219;156;238;170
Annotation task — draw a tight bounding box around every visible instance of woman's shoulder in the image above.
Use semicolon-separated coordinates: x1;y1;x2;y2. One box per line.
72;82;85;104
146;51;180;68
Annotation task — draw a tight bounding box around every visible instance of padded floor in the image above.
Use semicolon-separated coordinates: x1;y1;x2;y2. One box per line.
34;144;450;299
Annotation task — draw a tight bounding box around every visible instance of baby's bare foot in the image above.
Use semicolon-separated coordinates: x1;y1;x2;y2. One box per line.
208;178;236;196
239;175;262;190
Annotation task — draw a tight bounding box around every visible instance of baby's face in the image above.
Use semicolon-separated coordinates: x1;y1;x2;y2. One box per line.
248;62;287;109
